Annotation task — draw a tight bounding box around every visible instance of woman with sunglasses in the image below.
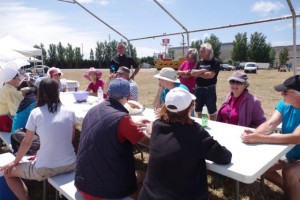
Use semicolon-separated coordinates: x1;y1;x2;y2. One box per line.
217;71;266;128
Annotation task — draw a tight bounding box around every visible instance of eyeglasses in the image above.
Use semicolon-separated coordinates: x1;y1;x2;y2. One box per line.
229;80;243;85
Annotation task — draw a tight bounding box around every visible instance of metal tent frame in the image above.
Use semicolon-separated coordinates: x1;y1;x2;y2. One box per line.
59;0;298;74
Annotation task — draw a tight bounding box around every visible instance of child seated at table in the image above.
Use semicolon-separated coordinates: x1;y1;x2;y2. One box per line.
84;67;105;97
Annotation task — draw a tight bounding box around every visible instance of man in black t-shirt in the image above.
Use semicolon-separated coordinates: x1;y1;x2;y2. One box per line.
191;43;220;120
110;42;140;80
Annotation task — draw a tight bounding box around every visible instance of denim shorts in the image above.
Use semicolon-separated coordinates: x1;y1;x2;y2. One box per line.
195;85;217;114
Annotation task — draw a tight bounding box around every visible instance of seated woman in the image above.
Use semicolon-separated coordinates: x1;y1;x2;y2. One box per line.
11;79;42;155
47;67;68;92
217;72;266;128
84;67;105;96
139;87;232;200
1;78;77;200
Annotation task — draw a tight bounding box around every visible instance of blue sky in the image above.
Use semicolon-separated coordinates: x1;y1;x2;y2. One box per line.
1;0;299;59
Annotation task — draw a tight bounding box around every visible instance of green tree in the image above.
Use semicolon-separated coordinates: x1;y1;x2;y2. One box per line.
269;48;276;68
57;42;65;68
90;49;94;60
34;43;47;63
48;44;57;66
74;47;83;68
231;33;248;62
65;43;75;68
279;47;289;65
190;40;203;50
247;32;271;62
204;34;222;58
95;42;105;67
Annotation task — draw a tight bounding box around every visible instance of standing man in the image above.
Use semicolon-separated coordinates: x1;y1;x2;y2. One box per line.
241;75;300;200
191;43;220;120
75;78;150;200
110;42;140;80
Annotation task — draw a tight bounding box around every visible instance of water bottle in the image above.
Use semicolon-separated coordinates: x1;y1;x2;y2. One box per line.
97;87;103;101
202;106;208;128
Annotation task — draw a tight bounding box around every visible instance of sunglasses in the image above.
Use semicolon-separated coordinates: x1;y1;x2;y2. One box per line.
229;80;243;85
283;90;295;96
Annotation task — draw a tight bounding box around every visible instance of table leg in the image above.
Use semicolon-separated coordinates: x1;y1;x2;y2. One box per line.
260;175;266;199
43;180;47;200
235;180;240;200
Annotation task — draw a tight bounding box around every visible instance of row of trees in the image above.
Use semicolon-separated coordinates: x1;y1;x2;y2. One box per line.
34;32;289;69
34;40;138;69
190;32;289;67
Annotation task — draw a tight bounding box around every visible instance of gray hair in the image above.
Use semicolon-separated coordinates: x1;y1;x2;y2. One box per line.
117;42;126;48
244;81;250;88
200;43;214;60
187;48;199;61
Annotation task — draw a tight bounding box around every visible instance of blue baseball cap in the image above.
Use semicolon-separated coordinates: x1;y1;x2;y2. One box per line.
108;78;130;99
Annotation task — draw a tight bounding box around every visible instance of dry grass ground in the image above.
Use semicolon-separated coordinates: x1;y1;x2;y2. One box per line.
61;68;295;200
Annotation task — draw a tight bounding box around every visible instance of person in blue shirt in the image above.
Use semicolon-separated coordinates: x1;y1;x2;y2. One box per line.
152;67;188;109
241;75;300;200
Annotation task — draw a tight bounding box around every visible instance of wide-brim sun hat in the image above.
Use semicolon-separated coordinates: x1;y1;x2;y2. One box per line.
165;87;196;113
228;71;248;83
154;67;180;83
84;67;102;81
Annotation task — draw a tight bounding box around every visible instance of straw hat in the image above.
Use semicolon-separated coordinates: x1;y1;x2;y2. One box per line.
154;67;180;83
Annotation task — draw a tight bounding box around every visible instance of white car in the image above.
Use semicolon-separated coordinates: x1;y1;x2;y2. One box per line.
244;62;257;73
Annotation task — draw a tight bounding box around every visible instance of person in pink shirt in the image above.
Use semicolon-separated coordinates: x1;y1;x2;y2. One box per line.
177;48;198;94
84;67;105;96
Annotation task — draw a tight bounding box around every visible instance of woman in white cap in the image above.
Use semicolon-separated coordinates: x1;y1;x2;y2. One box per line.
139;87;232;200
217;72;266;128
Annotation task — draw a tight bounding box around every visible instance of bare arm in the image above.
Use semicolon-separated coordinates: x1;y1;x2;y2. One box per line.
103;73;115;96
130;65;140;80
240;110;300;144
177;70;191;78
0;130;35;172
152;84;164;109
191;69;216;79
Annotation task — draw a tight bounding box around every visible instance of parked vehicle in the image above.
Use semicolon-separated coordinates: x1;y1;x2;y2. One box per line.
278;65;288;72
220;64;235;71
235;65;244;70
244;62;257;73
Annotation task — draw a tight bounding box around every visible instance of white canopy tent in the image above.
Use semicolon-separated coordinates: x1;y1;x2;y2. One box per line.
0;34;43;66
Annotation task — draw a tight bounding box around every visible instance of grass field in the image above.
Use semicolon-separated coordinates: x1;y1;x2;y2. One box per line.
60;68;296;200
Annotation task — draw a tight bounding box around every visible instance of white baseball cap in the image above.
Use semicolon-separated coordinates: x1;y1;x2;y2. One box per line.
165;87;196;113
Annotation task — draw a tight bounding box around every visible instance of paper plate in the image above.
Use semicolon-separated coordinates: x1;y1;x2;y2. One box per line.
124;100;144;115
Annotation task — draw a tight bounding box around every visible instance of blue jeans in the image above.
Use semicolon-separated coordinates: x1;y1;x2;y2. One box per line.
195;85;217;114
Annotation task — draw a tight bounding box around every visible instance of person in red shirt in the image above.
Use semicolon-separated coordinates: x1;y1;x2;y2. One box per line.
84;67;105;96
75;78;150;200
